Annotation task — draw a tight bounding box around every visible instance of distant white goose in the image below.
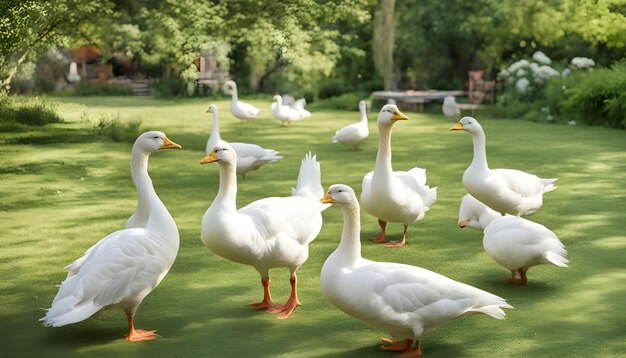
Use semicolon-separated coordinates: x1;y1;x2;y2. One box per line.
292;98;311;119
332;100;369;150
206;104;282;178
450;117;557;216
200;144;329;319
271;95;304;126
40;131;181;342
442;95;461;119
361;104;437;247
225;80;261;121
457;193;501;231
320;184;513;356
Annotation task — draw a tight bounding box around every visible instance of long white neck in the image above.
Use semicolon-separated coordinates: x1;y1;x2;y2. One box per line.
206;111;222;154
334;201;362;267
359;105;368;125
230;84;239;101
130;149;178;239
470;128;489;171
373;124;394;182
212;161;238;213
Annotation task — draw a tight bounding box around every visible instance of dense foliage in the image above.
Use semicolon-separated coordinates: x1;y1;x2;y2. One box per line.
0;0;624;126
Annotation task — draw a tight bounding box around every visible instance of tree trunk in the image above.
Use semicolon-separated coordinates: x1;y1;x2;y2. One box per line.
373;0;396;90
1;51;29;91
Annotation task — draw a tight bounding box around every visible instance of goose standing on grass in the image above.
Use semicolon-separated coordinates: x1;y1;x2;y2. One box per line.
271;95;303;126
40;131;181;341
320;184;513;357
332;100;369;150
200;144;329;319
457;193;501;231
206;104;282;178
442;95;461;119
458;195;568;286
361;104;437;247
450;117;557;216
483;215;568;286
225;80;261;121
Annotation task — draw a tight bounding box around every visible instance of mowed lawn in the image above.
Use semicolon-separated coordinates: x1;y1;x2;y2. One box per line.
1;96;624;357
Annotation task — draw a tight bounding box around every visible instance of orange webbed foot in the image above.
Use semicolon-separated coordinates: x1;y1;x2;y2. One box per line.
380;338;410;351
266;300;301;320
124;329;158;342
384;240;406;248
248;300;274;310
370;234;388;243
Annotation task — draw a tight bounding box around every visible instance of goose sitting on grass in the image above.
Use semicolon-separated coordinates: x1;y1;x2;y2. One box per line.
442;95;461;119
206;104;282;178
332;100;369;151
225;80;261;121
200;144;329;319
271;95;304;126
40;131;181;341
320;184;513;356
450;116;557;216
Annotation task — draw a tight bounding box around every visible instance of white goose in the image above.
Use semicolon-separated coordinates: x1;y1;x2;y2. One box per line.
450;116;557;216
442;95;461;119
483;215;569;286
361;104;437;247
200;143;328;319
40;131;181;341
292;98;311;119
225;80;261;121
206;104;282;178
332;100;370;150
271;95;303;126
457;196;569;286
320;184;513;356
457;193;501;231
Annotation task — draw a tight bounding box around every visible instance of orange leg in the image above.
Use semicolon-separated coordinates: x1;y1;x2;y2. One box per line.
394;339;422;357
505;269;527;287
249;277;274;309
371;220;388;243
384;225;408;248
266;272;301;319
518;268;528;286
123;312;157;342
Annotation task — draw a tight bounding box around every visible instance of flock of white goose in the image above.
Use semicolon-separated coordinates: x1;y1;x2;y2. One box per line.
40;84;568;356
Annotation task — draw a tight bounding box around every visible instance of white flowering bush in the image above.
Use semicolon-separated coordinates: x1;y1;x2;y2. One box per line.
500;51;561;101
570;57;595;70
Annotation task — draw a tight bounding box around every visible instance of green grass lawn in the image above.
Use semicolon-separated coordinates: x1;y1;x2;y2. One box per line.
1;96;625;357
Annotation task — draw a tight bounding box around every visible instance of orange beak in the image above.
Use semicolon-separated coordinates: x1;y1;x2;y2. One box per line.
450;122;464;131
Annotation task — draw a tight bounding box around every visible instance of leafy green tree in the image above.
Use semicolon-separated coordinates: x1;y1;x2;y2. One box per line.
0;0;112;90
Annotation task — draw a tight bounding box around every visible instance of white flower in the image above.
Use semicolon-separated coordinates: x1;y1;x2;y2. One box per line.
516;78;530;93
561;68;571;77
516;68;527;77
571;57;595;69
533;65;560;82
532;51;552;65
506;59;530;76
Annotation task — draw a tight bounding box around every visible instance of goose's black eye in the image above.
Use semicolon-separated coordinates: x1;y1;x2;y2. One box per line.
338;189;343;193
154;136;159;139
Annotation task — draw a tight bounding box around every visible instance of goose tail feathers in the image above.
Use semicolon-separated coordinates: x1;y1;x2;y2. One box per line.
291;152;324;199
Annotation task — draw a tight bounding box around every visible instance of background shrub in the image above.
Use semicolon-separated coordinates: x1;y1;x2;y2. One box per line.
94;114;142;143
69;82;134;96
563;61;626;129
309;92;369;111
0;94;62;126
